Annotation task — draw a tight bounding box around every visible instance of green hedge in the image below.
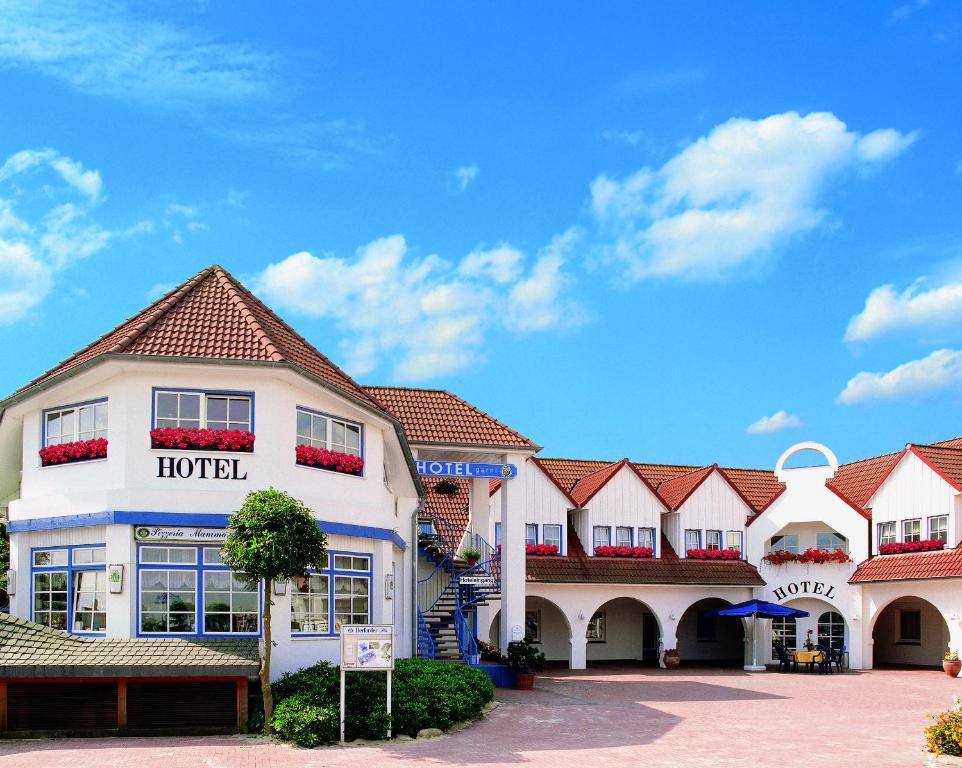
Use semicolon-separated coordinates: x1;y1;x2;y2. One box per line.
270;658;494;747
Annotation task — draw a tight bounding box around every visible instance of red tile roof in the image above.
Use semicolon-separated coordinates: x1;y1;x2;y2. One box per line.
633;463;699;487
931;436;962;449
850;547;962;583
910;444;962;491
657;465;715;510
363;386;537;449
526;555;764;586
826;449;903;510
719;467;785;511
11;265;382;411
570;459;628;506
422;478;470;552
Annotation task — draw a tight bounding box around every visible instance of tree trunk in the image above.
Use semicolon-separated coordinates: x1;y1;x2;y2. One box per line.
261;577;274;734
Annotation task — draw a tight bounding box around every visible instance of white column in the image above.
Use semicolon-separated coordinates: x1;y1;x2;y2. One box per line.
469;477;491;543
498;453;526;654
106;523;134;638
569;613;588;670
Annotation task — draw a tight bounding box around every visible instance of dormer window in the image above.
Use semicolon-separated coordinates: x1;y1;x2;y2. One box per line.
816;532;848;553
154;390;252;433
770;534;799;554
296;407;361;457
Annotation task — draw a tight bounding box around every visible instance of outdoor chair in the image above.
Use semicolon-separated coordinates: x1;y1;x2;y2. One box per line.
774;642;797;673
830;642;846;672
815;644;833;674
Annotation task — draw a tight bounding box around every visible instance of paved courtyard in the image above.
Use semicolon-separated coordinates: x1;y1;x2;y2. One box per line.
1;667;958;768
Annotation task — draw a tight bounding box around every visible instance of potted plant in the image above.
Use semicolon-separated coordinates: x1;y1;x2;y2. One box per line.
463;547;482;566
803;629;815;651
944;649;961;678
663;648;681;669
507;636;545;690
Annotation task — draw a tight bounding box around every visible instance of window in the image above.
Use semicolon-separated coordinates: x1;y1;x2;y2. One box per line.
291;553;372;635
593;526;611;553
44;400;107;446
929;515;949;543
31;545;106;633
525;524;538;546
705;530;722;550
770;534;799;554
525;609;541;642
138;545;260;636
637;527;655;551
817;611;845;648
878;522;896;547
684;529;701;552
494;522;502;548
154;390;252;433
543;524;562;552
816;532;848;552
772;616;797;654
898;609;922;644
726;531;743;554
296;407;361;456
586;610;606;642
615;526;632;547
903;519;921;543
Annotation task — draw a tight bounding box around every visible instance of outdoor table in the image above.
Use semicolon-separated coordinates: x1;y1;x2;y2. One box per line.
793;650;824;670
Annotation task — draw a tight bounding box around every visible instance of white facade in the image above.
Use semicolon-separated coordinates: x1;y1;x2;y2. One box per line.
1;358;420;678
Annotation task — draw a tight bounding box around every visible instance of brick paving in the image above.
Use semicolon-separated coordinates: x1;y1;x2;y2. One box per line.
1;667;958;767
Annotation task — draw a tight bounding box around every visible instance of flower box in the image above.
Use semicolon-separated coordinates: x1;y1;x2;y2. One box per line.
686;548;742;560
593;546;654;559
879;540;945;555
762;547;852;565
525;543;559;556
295;444;364;476
39;437;108;466
150;427;255;452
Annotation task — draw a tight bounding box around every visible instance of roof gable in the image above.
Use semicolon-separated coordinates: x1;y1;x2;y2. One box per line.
658;465;715;510
8;265;381;411
570;459;627;506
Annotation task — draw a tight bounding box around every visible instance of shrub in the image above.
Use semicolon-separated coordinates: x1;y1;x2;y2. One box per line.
926;697;962;756
270;658;494;745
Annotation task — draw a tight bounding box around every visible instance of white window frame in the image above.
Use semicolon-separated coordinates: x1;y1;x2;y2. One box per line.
593;526;611;552
525;524;538;546
586;609;606;642
816;531;848;552
543;524;562;552
296;406;362;457
684;529;701;552
878;521;896;547
770;534;799;554
154;390;252;433
903;518;921;543
726;530;743;554
637;527;655;551
615;526;632;547
494;522;502;548
928;515;948;543
43;400;108;447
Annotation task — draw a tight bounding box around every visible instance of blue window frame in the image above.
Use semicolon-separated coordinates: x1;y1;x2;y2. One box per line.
42;398;108;448
684;529;702;553
637;527;655;552
525;524;538;545
152;387;254;434
291;551;372;637
296;405;363;457
615;526;633;547
543;524;563;553
494;522;502;548
31;544;107;635
137;544;261;637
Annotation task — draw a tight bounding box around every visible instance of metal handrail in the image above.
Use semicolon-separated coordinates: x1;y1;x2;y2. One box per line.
416;608;436;660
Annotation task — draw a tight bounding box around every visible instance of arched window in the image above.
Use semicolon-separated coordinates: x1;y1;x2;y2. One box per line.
817;611;845;647
772;616;797;653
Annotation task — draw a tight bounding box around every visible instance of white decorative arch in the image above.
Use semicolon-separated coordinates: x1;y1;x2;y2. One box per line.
775;441;839;480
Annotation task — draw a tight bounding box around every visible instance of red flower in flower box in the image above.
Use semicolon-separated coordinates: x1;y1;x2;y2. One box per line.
761;547;852;565
295;444;364;476
525;543;559;556
686;548;742;560
879;540;945;555
593;546;654;559
39;437;108;466
150;427;255;452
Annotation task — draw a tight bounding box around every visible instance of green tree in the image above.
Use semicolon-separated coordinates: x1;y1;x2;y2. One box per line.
222;488;327;732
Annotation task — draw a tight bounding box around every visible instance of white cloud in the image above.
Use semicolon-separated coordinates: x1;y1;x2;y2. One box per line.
837;348;962;405
889;0;930;24
0;146;136;324
251;230;586;381
454;164;479;193
590;112;917;282
746;410;802;435
845;278;962;341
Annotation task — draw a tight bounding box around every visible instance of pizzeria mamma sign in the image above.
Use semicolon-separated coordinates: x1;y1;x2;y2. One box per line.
135;526;226;542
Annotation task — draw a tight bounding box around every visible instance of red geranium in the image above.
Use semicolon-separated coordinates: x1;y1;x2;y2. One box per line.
295;444;364;476
686;548;742;560
525;543;559;556
762;547;852;565
39;437;108;466
593;546;654;559
150;427;255;452
879;540;945;555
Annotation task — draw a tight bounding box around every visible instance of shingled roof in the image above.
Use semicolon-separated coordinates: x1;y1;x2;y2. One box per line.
6;265;383;413
850;548;962;583
0;613;259;678
526;556;764;586
364;386;537;449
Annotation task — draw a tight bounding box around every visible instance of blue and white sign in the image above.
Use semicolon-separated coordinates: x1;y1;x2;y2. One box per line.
416;460;516;479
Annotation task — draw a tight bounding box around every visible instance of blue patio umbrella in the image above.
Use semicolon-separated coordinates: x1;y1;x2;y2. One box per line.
705;600;810;671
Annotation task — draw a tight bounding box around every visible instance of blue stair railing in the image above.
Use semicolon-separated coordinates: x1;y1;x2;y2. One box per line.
416;608;436;660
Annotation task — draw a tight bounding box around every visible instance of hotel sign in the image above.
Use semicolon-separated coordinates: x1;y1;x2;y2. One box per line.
416;460;516;479
772;581;838;601
134;526;226;543
156;456;248;480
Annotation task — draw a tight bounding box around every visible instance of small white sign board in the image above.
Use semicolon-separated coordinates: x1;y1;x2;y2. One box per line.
340;624;394;742
460;575;496;587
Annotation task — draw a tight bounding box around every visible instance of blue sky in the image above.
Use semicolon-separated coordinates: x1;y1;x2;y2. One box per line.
1;1;961;469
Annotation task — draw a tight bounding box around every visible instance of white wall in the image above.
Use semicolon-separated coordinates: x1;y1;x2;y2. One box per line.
869;452;959;552
675;472;750;556
584;467;663;553
491;458;570;553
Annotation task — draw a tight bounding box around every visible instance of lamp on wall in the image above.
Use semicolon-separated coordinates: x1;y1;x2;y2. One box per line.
668;611;676;622
5;569;14;596
273;580;288;596
577;609;585;621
